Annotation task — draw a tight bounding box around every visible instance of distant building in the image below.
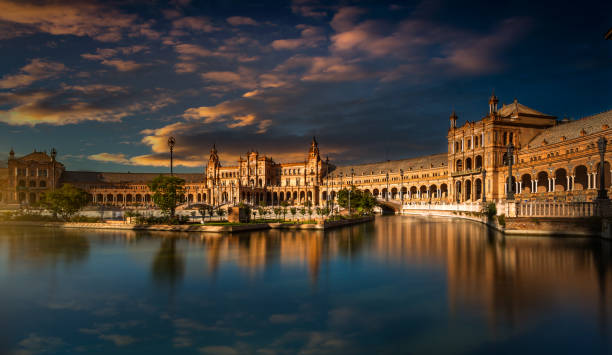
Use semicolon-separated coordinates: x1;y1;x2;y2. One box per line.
2;95;612;208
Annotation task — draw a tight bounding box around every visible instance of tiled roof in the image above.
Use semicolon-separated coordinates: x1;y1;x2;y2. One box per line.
331;153;447;176
16;151;53;163
527;109;612;149
61;171;204;184
498;100;553;118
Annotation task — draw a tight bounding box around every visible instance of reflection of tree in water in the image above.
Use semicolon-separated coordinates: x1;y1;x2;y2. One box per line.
4;227;90;268
151;238;185;287
334;223;375;258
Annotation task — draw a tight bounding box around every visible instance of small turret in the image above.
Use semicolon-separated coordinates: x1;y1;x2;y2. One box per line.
488;90;499;115
9;148;15;160
450;111;458;129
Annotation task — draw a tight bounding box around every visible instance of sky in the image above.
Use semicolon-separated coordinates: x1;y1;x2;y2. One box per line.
0;0;611;173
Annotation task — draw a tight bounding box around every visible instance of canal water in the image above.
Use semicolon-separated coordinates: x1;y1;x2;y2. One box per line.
1;216;611;354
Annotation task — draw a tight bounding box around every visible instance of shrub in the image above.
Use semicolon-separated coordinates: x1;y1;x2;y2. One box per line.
482;202;497;219
497;214;506;227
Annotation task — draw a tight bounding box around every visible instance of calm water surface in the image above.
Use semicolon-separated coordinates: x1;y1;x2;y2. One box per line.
1;216;611;354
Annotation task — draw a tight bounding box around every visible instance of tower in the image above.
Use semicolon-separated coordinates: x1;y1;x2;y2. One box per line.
488;90;499;115
206;144;220;185
450;111;458;129
9;148;14;160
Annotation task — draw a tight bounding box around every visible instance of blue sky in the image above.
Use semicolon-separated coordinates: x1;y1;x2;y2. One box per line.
0;0;611;172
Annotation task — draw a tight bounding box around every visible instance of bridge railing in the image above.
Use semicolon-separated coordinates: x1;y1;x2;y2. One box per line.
515;201;602;217
401;202;482;212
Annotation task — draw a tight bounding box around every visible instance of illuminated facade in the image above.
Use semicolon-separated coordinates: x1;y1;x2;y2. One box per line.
1;94;612;208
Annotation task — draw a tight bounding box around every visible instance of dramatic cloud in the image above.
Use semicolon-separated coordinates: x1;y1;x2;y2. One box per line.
0;59;66;89
271;25;326;50
226;16;258;26
88;153;131;165
0;87;174;126
81;45;148;71
172;16;219;33
0;0;144;42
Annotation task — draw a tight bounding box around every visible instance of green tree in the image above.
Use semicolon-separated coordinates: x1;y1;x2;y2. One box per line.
41;184;89;220
148;175;186;217
273;207;282;219
337;187;376;214
290;207;297;220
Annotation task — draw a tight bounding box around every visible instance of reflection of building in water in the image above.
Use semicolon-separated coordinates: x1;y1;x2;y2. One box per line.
279;231;325;284
371;217;612;327
0;227;90;268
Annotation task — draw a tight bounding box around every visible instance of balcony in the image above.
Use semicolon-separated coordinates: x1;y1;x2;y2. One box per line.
451;167;482;178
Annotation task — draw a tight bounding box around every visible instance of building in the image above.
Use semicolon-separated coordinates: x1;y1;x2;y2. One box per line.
1;94;611;209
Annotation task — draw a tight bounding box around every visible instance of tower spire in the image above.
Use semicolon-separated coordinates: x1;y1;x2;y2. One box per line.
488;90;499;115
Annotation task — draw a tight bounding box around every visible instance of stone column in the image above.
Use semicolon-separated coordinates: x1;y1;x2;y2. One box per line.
552;177;556;192
566;176;571;191
593;172;598;189
535;179;539;193
571;176;575;191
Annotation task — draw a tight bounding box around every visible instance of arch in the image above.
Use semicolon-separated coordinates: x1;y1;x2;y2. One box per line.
465;157;472;170
188;194;194;203
145;194;151;203
280;192;285;201
440;184;448;198
96;194;103;202
536;171;548;192
293;191;298;200
429;184;438;198
116;194;124;202
475;155;483;169
273;192;278;204
391;187;398;199
574;165;588;190
475;179;482;200
106;194;113;203
197;193;202;202
202;193;206;202
364;189;371;195
258;178;263;187
135;194;142;202
400;187;407;199
554;168;567;192
307;191;313;201
465;180;472;200
321;191;327;201
521;174;532;193
596;161;611;189
29;192;36;203
125;194;132;203
382;188;388;198
456;159;463;171
300;191;305;202
39;180;47;188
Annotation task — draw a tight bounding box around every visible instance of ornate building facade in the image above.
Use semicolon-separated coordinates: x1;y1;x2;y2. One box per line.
1;94;611;209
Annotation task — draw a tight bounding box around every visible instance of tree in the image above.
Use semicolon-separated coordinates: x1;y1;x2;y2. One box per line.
148;175;186;217
216;208;226;219
280;201;289;221
198;204;211;222
337;187;376;214
41;184;89;220
290;207;297;220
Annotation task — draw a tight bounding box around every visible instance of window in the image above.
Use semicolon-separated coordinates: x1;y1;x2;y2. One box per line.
18;180;26;187
38;169;48;177
17;168;26;176
29;180;36;187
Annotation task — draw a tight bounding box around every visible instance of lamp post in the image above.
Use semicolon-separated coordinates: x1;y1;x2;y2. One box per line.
348;168;354;215
400;169;404;202
507;143;514;200
482;169;486;203
325;157;329;208
168;136;176;176
385;171;389;201
50;147;57;191
597;137;608;200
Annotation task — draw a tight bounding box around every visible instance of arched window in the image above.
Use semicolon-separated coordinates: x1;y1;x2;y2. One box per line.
39;180;47;187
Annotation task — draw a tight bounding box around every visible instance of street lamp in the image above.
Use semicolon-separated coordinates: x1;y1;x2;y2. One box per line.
507;143;514;200
385;171;389;201
400;169;404;202
50;147;57;191
168;136;176;176
482;169;486;203
598;137;608;200
348;168;354;214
